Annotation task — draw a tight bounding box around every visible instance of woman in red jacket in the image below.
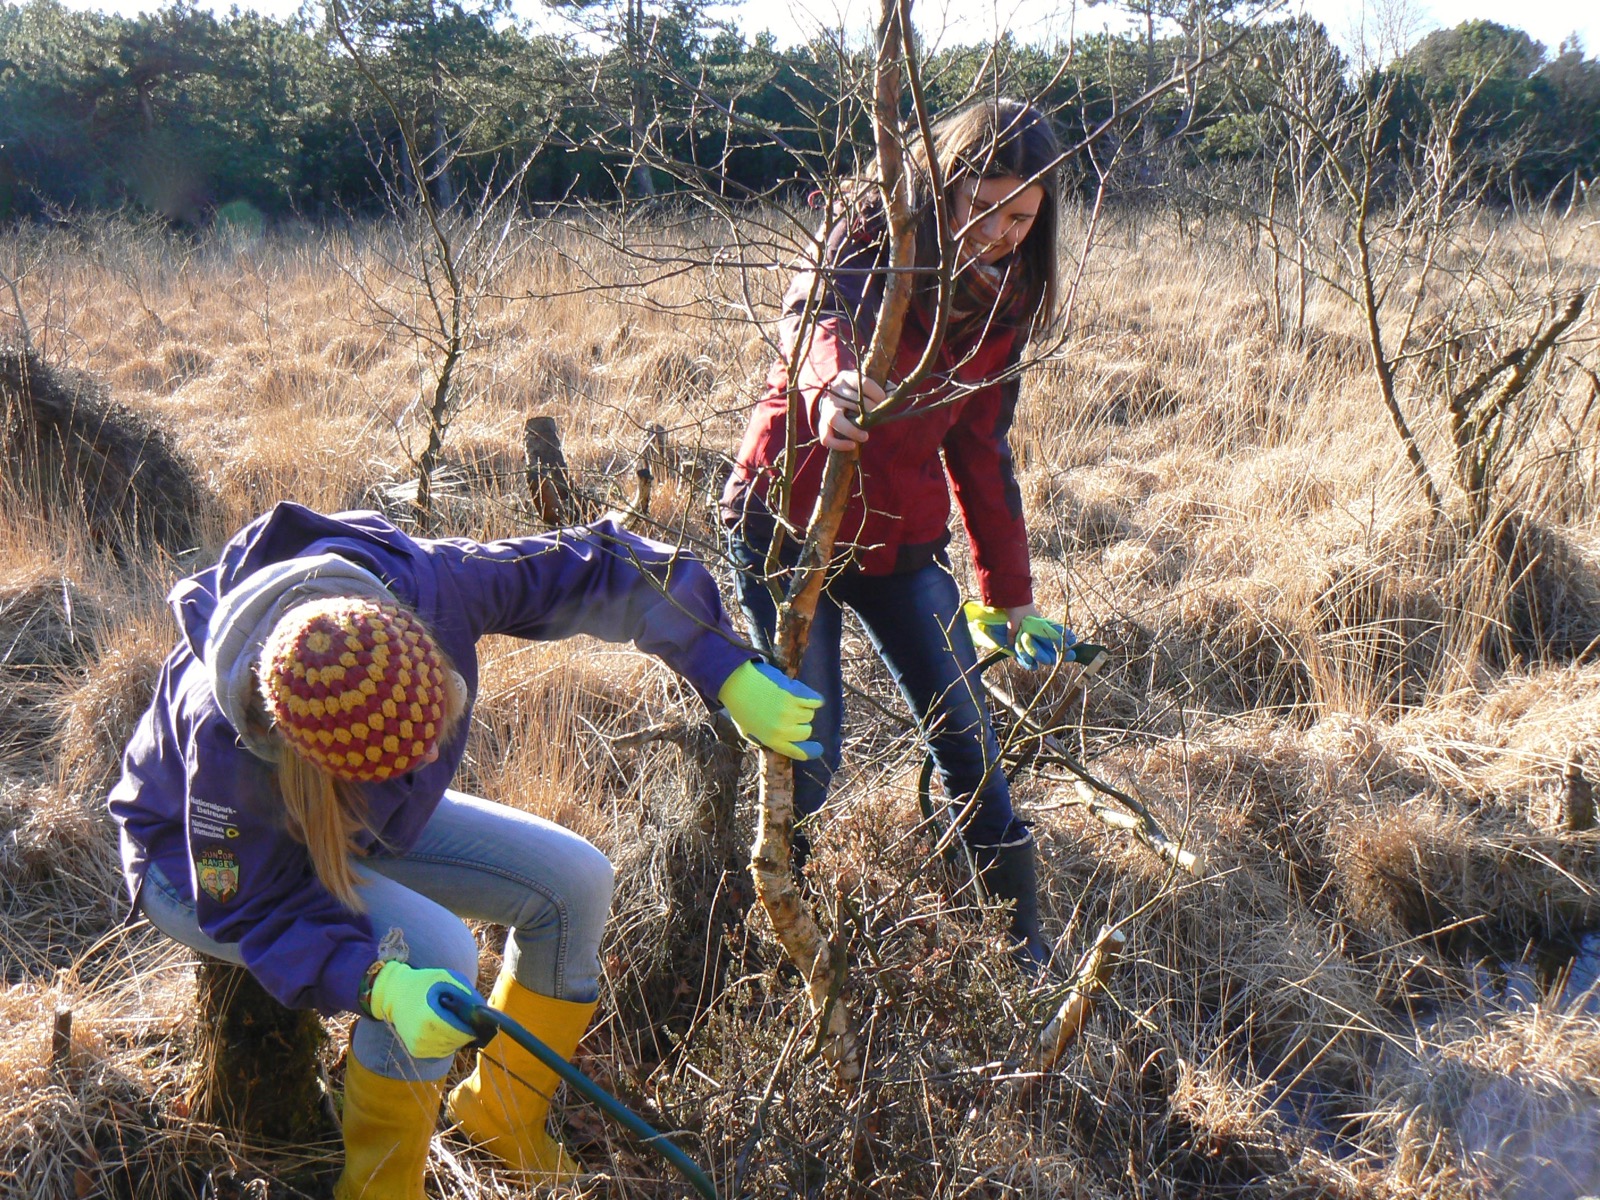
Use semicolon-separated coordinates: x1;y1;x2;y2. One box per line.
722;98;1074;970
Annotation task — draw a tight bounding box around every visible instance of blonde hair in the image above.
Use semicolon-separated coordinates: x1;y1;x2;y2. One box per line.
264;660;468;912
277;751;373;910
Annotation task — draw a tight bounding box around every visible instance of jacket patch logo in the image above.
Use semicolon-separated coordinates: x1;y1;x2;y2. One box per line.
196;849;241;904
192;798;240;842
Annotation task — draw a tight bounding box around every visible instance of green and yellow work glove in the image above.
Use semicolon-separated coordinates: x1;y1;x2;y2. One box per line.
365;961;483;1060
717;660;824;760
964;602;1076;671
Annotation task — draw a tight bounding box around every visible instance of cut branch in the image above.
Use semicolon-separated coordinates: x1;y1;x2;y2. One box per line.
1071;782;1206;876
1565;752;1594;834
524;414;579;526
1027;923;1126;1075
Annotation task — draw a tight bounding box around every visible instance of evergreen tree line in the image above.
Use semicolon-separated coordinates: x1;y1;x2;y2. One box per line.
1;0;1596;223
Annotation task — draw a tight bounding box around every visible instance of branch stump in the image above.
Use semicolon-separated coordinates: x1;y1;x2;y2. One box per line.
1565;753;1594;833
187;961;331;1145
51;1005;72;1072
524;414;578;526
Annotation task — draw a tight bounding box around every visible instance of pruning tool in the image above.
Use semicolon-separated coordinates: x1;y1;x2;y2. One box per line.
435;989;719;1200
920;640;1205;877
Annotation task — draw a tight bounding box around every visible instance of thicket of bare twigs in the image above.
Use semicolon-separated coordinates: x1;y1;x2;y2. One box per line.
1;199;1597;1199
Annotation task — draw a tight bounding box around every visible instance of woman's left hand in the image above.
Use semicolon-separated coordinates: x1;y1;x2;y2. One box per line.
813;370;883;452
1004;604;1075;670
717;660;824;760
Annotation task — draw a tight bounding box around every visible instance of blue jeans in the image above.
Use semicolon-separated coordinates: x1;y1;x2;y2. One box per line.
729;533;1017;847
137;790;613;1082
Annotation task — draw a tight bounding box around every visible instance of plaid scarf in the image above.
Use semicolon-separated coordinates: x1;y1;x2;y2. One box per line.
937;256;1028;348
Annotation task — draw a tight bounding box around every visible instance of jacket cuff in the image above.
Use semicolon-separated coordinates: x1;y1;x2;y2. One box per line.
978;573;1034;610
684;635;761;711
799;317;860;425
326;939;382;1017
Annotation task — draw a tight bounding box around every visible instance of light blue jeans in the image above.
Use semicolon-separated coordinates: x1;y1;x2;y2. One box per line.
138;790;614;1081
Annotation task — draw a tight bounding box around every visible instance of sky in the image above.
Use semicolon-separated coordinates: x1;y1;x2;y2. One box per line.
47;0;1600;62
729;0;1595;61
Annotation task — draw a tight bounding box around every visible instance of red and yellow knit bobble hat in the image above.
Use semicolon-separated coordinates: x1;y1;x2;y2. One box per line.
259;596;449;783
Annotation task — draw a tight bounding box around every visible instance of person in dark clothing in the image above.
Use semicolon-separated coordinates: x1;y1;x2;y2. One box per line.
722;98;1077;971
109;502;821;1197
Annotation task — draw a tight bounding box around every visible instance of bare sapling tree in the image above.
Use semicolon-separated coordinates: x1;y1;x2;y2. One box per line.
1334;71;1456;518
1255;42;1597;532
1243;17;1345;341
328;0;540;532
746;0;923;1086
1446;287;1592;529
519;0;1273;1088
744;3;1255;1081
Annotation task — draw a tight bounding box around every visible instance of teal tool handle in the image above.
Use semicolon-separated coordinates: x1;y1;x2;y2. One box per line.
435;989;718;1200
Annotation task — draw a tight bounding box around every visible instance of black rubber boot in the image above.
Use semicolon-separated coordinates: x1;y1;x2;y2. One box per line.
971;830;1050;975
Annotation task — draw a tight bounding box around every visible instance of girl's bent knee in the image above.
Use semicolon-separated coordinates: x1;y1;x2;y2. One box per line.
376;913;478;982
439;918;480;981
568;841;615;913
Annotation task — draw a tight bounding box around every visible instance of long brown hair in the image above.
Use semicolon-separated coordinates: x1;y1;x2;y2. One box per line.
840;98;1061;344
258;656;468;912
913;98;1062;337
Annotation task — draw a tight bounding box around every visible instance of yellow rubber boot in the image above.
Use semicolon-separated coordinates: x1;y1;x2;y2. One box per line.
445;973;596;1180
334;1057;445;1200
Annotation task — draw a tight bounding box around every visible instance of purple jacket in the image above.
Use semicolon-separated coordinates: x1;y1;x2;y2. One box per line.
108;503;752;1016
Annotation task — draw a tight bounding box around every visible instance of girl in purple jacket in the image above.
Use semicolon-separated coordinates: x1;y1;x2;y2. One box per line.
109;502;820;1197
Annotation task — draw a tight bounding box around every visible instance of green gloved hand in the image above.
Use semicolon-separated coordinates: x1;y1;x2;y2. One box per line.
964;602;1077;670
717;660;824;760
366;961;483;1059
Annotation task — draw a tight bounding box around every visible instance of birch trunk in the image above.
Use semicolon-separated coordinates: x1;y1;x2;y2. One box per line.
750;0;917;1087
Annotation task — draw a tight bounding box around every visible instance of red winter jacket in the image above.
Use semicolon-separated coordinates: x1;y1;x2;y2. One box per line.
722;221;1034;608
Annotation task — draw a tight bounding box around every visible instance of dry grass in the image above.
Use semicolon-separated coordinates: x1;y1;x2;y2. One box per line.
0;199;1597;1199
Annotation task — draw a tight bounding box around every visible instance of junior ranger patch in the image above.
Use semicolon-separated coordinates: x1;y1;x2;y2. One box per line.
195;849;241;904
